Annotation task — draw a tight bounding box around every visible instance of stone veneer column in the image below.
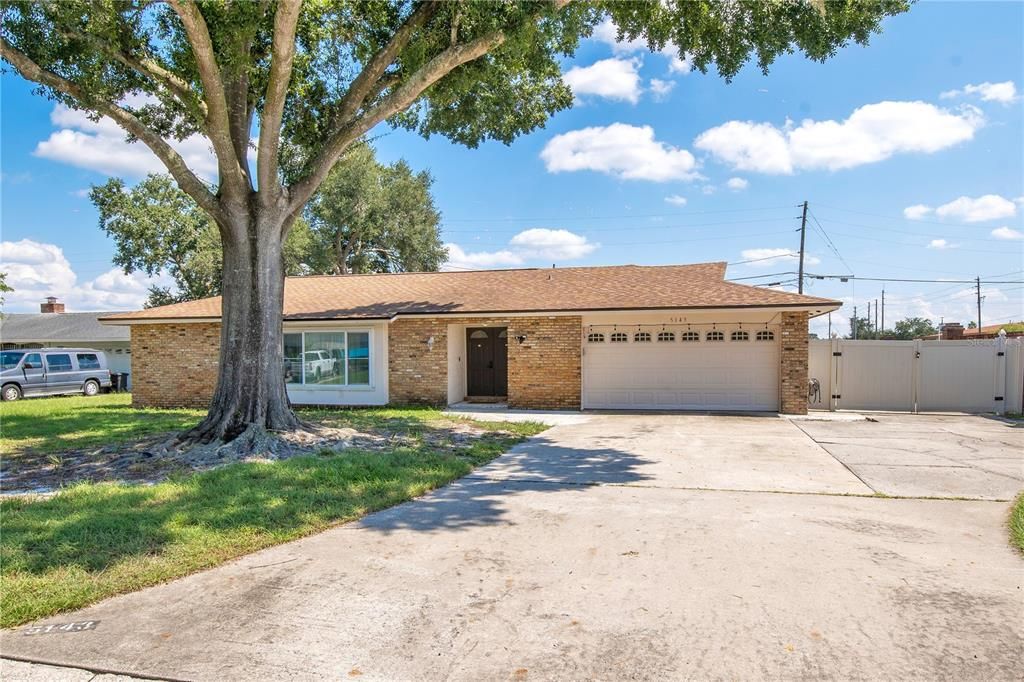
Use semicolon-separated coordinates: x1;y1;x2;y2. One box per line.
779;311;809;415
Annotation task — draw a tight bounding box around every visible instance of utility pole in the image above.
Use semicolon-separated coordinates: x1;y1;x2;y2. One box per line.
867;301;871;336
853;305;858;339
881;288;885;335
798;200;808;293
976;276;982;330
874;298;879;339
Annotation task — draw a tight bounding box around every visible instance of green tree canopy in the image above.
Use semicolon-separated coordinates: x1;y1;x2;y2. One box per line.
1;0;911;444
888;317;938;340
304;144;445;275
90;175;315;308
847;315;874;340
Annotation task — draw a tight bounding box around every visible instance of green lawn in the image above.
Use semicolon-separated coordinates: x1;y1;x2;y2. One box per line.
0;396;546;628
0;393;204;457
1011;492;1024;554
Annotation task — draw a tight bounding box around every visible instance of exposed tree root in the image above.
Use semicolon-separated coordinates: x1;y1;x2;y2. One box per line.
164;422;362;468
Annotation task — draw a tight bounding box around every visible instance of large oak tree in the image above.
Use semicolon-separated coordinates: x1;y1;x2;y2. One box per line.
1;0;909;445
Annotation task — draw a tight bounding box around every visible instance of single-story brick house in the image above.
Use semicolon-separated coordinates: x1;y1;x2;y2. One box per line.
100;262;839;415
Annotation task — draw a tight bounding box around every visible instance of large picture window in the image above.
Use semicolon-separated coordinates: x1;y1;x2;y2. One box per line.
283;330;371;387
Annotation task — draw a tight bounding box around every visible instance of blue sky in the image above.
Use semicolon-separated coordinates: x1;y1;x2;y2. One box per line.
1;1;1022;336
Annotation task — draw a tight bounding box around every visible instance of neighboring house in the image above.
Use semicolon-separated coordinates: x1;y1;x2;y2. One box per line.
100;262;840;415
1;297;132;387
924;321;1024;340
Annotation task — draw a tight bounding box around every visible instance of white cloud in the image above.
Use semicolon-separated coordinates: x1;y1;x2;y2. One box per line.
540;123;698;182
508;228;598;260
726;177;749;191
695;101;983;174
591;18;648;54
941;81;1018;105
927;238;956;250
694;121;793;174
563;58;642;104
660;46;692;74
739;248;820;267
0;239;169;312
649;78;675;101
664;194;687;206
443;229;598;271
903;204;932;220
35;103;219;180
933;194;1017;222
991;226;1024;240
442;244;523;270
701;185;716;195
591;18;692;75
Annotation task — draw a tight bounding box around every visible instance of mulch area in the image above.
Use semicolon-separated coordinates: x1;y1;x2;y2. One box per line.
0;420;496;496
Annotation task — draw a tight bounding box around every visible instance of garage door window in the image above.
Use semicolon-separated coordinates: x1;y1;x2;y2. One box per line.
657;331;675;342
587;332;605;343
731;330;749;342
756;330;775;341
634;331;652;342
681;331;699;342
706;331;724;342
610;332;628;343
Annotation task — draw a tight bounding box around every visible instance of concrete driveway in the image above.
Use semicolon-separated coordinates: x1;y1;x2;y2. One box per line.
3;414;1022;681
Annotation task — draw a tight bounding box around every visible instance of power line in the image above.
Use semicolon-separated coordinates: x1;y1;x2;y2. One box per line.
439;204;797;224
806;208;854;274
726;271;797;281
440;216;795;234
805;274;1024;284
813;202;1021;229
812;215;1017;242
729;253;798;266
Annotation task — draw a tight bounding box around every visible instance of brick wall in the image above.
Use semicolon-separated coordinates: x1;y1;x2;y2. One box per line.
506;317;581;409
779;311;809;415
387;318;450;405
388;315;583;409
131;323;220;408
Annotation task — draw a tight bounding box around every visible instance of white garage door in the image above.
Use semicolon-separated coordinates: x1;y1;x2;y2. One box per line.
582;328;780;411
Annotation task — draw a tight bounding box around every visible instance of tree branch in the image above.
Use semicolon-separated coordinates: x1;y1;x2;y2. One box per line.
335;1;439;125
256;0;302;204
56;27;209;124
167;0;249;193
0;37;223;222
288;29;506;213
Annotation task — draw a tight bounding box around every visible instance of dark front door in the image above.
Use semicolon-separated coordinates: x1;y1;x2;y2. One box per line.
466;327;508;397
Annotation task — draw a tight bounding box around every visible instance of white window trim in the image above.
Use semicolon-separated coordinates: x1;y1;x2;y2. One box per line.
284;328;375;390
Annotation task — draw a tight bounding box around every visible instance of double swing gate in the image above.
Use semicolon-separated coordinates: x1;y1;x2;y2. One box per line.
808;334;1024;414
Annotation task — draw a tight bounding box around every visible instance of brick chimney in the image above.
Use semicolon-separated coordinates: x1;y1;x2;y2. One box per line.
940;322;964;340
40;296;65;314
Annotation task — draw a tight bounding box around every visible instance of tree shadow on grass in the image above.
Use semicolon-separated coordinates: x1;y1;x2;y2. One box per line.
3;431;650;574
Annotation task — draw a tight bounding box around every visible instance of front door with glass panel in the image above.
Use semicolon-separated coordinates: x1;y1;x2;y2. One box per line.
466;327;508;397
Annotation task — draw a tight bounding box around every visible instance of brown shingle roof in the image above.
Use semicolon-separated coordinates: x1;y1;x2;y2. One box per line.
99;262;840;322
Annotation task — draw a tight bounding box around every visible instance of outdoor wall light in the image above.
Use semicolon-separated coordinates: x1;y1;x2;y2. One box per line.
425;335;435;351
515;334;528;344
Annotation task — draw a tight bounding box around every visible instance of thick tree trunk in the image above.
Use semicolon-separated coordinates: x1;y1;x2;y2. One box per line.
180;203;304;445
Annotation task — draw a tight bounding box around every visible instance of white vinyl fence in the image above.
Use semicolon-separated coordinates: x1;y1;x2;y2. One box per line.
808;334;1023;414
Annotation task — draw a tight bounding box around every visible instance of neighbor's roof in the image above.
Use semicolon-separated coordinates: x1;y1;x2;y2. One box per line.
0;312;131;342
99;262;841;323
963;321;1024;335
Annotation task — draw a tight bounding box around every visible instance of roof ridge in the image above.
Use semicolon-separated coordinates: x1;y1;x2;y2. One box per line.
285;261;727;281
